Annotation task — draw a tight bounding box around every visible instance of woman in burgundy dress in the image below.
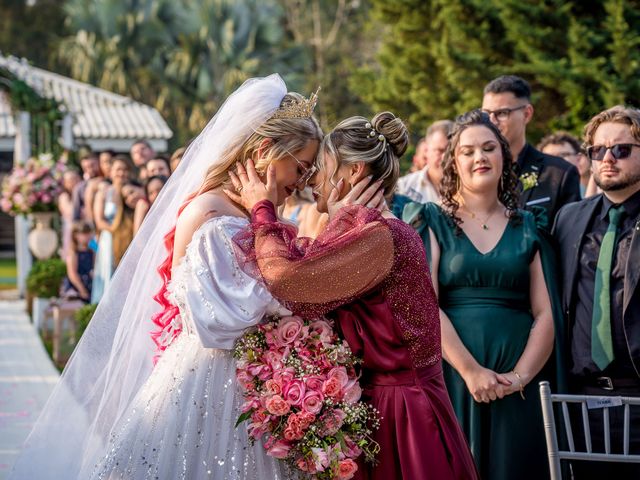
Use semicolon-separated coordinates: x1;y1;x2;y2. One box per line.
229;112;478;480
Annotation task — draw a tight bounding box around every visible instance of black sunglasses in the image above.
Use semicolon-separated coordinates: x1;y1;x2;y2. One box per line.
586;143;640;161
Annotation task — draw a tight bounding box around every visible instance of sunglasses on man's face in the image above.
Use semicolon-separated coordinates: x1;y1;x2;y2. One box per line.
586;143;640;161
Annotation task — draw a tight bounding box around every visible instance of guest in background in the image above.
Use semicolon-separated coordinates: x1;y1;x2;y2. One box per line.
538;131;592;198
170;146;186;173
99;150;115;177
112;180;144;266
72;152;101;220
61;221;95;303
145;156;171;178
58;169;81;258
553;105;640;478
133;175;168;235
84;150;115;225
409;137;428;172
396;119;452;203
91;155;131;303
280;187;328;238
130;139;155;181
482;75;581;226
404;110;564;480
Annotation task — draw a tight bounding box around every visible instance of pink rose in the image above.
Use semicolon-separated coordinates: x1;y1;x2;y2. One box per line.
329;367;350;388
273;367;296;386
301;390;324;414
283;424;304;441
298;411;316;429
276;317;304;345
305;375;325;392
283;379;306;406
337;459;358;479
264;379;282;396
266;440;291;459
309;319;334;344
265;395;290;416
322;376;343;400
342;379;362;404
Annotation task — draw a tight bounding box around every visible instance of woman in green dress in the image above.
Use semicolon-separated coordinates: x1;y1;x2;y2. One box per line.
403;110;564;480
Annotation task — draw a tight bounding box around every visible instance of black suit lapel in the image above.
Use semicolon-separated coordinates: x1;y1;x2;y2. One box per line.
624;219;640;315
518;144;544;206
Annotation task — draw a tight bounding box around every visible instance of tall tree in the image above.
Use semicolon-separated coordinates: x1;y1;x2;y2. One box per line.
353;0;640;140
0;0;67;69
58;0;301;146
281;0;377;128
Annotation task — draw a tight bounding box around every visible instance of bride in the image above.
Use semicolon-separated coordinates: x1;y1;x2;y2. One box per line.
9;75;322;479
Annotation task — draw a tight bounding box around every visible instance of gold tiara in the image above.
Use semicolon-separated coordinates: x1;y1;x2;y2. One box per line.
271;87;320;119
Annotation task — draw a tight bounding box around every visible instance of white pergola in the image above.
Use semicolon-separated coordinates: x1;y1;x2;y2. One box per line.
0;54;173;295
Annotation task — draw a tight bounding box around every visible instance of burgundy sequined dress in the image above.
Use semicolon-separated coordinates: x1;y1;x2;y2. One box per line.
234;201;478;480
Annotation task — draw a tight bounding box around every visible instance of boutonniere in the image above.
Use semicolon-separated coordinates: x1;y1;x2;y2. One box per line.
520;172;539;191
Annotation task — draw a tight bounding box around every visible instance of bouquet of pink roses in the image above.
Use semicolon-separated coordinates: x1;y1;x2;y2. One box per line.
234;315;380;480
1;153;64;216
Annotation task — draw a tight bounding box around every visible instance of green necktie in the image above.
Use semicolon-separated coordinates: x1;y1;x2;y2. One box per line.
591;205;625;370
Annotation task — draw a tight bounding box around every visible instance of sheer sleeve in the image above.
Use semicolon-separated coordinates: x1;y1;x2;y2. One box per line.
173;217;285;349
233;200;395;317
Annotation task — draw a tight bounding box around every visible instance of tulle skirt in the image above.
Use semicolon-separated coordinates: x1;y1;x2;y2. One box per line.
88;331;288;479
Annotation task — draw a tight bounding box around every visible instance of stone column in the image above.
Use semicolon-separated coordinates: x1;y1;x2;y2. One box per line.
14;111;32;297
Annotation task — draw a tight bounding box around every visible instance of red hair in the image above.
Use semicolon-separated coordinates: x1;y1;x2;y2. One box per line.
150;194;196;363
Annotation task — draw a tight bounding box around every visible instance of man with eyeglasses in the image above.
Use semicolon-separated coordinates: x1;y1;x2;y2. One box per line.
553;105;640;478
538;131;593;198
482;75;581;226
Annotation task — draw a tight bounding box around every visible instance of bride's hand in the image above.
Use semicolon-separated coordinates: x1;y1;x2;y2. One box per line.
327;176;386;220
224;159;277;210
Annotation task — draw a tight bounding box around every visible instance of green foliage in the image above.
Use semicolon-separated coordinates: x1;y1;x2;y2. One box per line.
26;258;66;298
74;303;97;338
0;0;67;69
354;0;640;141
58;0;303;146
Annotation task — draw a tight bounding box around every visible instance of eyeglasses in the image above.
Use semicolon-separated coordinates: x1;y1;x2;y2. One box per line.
481;105;528;122
586;143;640;161
285;149;318;187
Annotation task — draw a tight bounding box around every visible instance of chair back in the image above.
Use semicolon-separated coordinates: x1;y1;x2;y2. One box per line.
539;380;640;480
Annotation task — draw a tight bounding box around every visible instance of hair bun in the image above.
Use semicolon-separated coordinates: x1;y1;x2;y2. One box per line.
371;112;408;157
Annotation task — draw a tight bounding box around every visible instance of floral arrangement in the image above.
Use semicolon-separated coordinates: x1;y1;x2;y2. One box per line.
234;316;380;479
519;172;539;192
1;153;65;216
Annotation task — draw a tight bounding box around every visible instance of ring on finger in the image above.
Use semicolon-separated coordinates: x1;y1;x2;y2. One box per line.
236;185;243;193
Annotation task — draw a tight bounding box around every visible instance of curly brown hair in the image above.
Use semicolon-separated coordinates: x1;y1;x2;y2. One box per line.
440;109;521;233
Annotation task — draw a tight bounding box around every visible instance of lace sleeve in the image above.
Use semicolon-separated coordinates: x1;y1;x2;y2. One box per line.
234;200;395;317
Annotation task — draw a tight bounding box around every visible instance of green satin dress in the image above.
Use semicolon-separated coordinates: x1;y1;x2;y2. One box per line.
403;202;566;480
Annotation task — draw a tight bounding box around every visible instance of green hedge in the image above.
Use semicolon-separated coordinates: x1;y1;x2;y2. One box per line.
26;258;66;298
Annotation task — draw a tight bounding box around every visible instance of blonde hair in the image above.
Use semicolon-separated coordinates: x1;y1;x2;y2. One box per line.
320;111;408;196
195;93;323;196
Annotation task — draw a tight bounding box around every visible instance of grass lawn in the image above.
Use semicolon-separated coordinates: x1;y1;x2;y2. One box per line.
0;258;17;289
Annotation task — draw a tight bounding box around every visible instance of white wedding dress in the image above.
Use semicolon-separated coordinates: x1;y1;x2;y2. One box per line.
88;216;290;480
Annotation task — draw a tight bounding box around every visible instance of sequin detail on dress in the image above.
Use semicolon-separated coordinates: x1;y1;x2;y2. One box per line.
88;216;289;480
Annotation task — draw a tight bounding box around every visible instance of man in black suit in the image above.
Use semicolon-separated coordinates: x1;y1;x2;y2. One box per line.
554;106;640;478
482;75;581;226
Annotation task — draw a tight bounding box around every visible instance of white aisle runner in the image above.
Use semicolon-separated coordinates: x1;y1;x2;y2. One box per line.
0;299;59;480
